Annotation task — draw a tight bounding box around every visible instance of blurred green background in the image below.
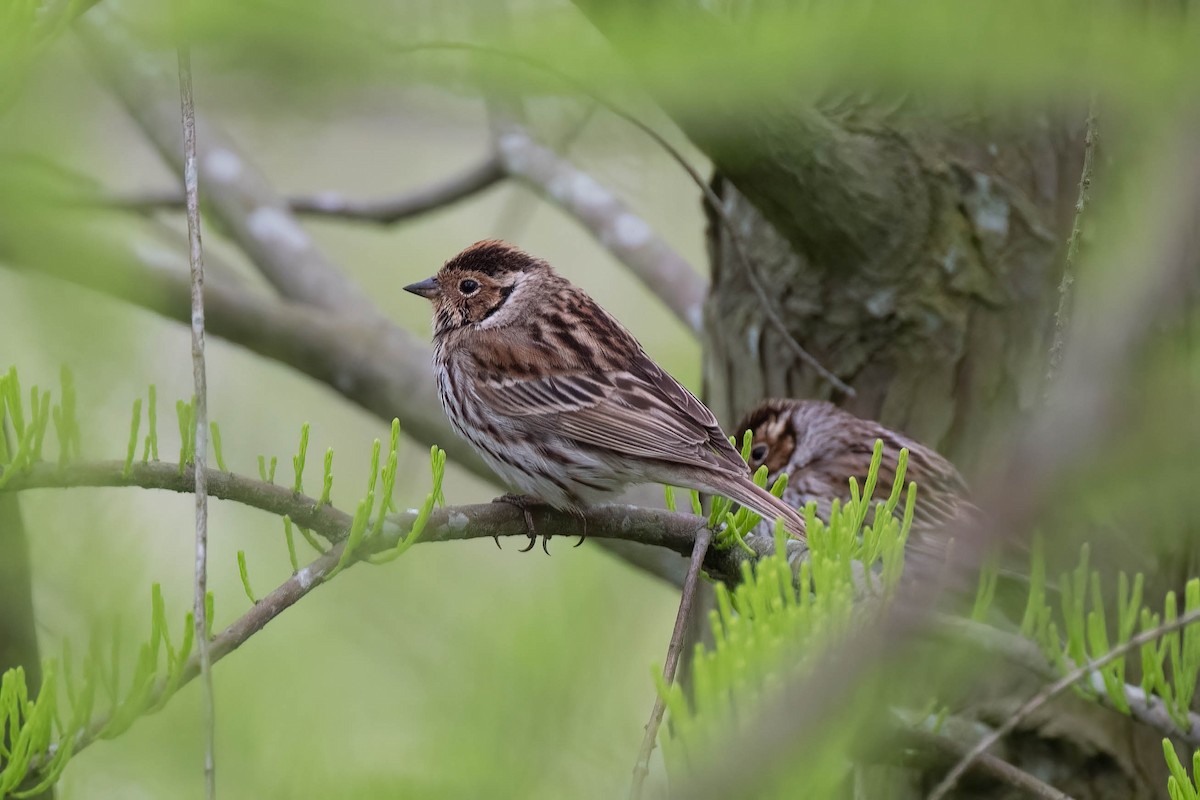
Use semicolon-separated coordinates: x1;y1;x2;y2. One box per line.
3;0;1199;797
0;4;712;795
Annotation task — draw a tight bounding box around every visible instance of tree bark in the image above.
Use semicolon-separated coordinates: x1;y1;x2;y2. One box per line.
703;114;1086;471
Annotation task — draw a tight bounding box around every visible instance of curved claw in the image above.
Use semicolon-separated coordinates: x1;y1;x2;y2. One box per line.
542;535;552;556
493;535;503;550
572;510;588;548
518;534;537;554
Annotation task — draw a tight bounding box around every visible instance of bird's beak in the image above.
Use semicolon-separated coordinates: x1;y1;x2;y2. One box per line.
403;277;440;299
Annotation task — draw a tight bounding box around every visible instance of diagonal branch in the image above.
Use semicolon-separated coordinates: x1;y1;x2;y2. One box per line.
629;527;712;799
939;616;1200;749
3;254;492;480
496;126;706;333
901;727;1074;800
77;14;378;318
928;607;1200;799
32;541;351;778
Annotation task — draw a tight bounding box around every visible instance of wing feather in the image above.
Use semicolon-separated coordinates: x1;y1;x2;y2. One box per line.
477;361;746;475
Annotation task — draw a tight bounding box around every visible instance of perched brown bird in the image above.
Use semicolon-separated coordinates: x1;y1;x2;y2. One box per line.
737;398;977;565
405;240;806;551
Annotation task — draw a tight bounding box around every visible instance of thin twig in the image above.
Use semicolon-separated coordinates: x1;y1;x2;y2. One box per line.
1045;106;1098;395
31;543;348;775
927;606;1200;800
176;32;215;800
105;156;506;225
629;527;712;799
901;727;1074;800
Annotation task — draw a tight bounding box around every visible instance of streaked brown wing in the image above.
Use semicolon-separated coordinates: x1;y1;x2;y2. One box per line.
476;357;747;476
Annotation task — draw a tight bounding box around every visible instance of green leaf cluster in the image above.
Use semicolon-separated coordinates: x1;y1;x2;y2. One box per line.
655;440;915;786
0;367;447;794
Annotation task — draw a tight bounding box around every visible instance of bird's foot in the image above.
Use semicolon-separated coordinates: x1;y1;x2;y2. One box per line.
492;493;550;554
569;507;588;548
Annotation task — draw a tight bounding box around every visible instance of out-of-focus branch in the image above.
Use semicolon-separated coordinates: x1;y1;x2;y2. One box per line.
0;460;762;583
930;607;1200;799
672;118;1200;800
940;616;1200;749
5;244;699;590
2;253;492;481
497;127;706;333
106;156;506;226
77;14;378;318
1045;106;1098;394
901;727;1073;800
100;126;709;335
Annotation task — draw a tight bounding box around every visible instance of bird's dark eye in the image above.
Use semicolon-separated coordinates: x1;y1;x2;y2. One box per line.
750;443;768;462
459;279;480;295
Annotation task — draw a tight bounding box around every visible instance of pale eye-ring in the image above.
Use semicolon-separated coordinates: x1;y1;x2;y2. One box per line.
750;443;768;462
459;279;480;295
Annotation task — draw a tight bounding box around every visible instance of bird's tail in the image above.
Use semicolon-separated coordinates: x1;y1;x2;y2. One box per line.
715;477;807;540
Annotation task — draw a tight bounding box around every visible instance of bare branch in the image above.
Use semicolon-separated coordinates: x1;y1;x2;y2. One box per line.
630;527;712;799
175;31;216;798
494;126;708;334
4;255;493;481
939;616;1200;749
901;727;1074;800
105;156;506;226
34;542;350;777
0;460;757;582
928;607;1200;799
77;15;378;318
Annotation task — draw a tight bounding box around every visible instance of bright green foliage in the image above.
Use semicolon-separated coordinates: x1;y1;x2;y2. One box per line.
140;384;158;463
257;453;278;484
0;367;78;489
174;398;196;475
0;584;196;796
655;441;914;788
0;369;448;793
210;422;228;472
663;431;793;556
237;551;257;604
292;422;311;494
1021;541;1200;728
1165;741;1200;800
319;447;334;505
123;398;142;477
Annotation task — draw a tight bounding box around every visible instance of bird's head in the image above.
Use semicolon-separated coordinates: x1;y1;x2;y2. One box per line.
405;240;551;335
736;399;804;483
